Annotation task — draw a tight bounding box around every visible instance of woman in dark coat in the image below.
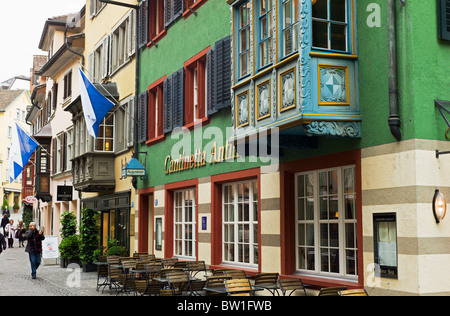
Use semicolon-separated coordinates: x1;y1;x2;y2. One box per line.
16;220;27;248
1;214;9;235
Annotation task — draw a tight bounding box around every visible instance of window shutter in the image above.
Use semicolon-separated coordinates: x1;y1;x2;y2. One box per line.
62;132;67;172
164;0;173;28
52;83;58;111
206;48;217;116
52;138;57;175
148;91;156;139
128;10;136;57
164;0;183;28
88;52;95;81
157;86;164;136
149;0;157;39
102;36;110;80
137;91;148;143
127;98;135;147
158;0;165;34
172;0;185;22
438;0;450;41
138;0;149;49
163;75;174;134
215;35;232;111
89;0;96;18
172;68;185;129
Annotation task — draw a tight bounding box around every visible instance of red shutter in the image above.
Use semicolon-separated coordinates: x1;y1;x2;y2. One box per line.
184;66;193;126
149;0;157;39
158;0;165;34
197;59;206;119
157;86;164;136
148;90;156;140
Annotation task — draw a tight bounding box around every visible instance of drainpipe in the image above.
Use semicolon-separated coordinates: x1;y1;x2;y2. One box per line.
65;27;85;66
387;0;402;141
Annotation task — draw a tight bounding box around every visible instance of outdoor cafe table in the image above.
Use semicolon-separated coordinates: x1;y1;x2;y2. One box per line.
93;261;110;292
203;285;265;296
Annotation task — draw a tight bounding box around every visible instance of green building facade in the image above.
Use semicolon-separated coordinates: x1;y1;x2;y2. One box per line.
135;0;450;295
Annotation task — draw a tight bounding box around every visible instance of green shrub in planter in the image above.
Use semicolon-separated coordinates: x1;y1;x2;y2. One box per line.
60;211;77;239
106;245;127;256
80;208;100;265
59;234;81;261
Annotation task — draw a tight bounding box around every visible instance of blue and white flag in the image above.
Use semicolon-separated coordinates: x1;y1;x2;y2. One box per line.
8;123;39;183
78;67;115;138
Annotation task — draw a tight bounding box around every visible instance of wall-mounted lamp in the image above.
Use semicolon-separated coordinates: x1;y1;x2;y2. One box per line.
433;189;447;224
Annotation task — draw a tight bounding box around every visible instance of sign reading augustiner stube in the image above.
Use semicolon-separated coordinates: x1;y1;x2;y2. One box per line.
164;141;239;175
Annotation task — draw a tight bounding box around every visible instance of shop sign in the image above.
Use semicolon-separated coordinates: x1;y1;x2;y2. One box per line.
164;141;239;175
57;186;73;202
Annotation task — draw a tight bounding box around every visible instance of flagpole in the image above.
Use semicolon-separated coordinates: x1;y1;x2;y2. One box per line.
78;63;137;127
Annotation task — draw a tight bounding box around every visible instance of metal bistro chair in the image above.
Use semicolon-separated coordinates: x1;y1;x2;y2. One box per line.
106;256;121;294
338;289;369;296
117;260;137;296
95;257;109;293
254;273;280;296
139;254;156;261
162;257;179;268
187;261;209;279
225;279;254;296
204;275;231;296
146;262;163;281
135;262;164;296
165;270;191;296
224;269;247;280
318;286;348;296
278;278;307;296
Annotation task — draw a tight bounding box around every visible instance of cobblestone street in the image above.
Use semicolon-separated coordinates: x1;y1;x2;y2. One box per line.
0;245;102;296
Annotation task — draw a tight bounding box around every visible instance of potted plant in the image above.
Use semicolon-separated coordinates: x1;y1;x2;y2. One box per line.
13;201;20;213
79;208;100;272
105;237;127;256
59;211;77;268
58;234;81;268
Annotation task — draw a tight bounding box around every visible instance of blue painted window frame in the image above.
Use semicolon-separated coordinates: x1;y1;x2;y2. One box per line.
279;0;299;60
311;0;351;54
236;0;251;80
256;0;274;70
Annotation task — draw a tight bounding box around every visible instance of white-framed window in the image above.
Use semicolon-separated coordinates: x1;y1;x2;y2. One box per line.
222;180;258;268
295;165;357;279
80;117;85;155
115;96;134;152
111;11;135;74
67;127;73;171
63;70;73;100
90;0;106;18
95;114;114;152
312;0;349;52
281;0;299;58
56;133;62;173
111;19;129;73
89;36;109;82
7;126;12;138
174;189;196;259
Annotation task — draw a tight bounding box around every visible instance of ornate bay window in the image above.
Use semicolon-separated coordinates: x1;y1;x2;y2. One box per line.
230;0;360;143
64;84;119;192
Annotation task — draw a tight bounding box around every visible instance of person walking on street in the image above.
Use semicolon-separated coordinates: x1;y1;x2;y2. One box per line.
16;220;26;248
25;222;45;279
0;231;6;254
5;219;15;248
2;207;10;218
1;214;8;236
